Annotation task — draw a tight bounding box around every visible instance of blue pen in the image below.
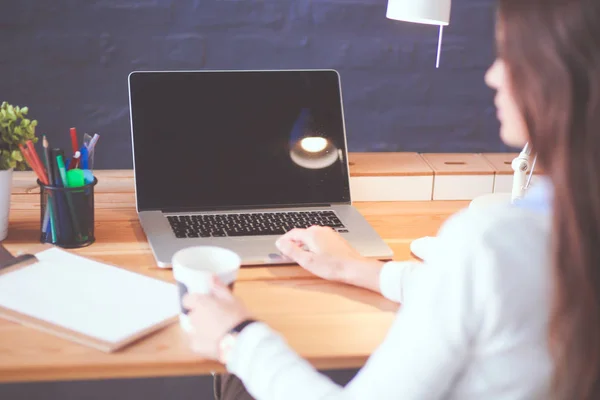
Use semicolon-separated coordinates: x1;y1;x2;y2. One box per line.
80;146;89;170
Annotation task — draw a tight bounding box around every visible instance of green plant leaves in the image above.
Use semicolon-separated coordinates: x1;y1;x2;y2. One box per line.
0;101;38;171
0;149;17;170
11;150;23;162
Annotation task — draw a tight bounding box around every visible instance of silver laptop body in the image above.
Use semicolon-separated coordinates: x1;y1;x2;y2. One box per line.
128;69;393;268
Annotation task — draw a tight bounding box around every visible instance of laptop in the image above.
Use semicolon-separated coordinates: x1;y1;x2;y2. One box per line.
128;69;393;268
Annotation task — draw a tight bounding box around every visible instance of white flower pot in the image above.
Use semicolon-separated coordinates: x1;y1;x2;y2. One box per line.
0;168;13;242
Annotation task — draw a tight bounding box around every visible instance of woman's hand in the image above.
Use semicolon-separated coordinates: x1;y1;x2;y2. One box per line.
276;226;384;291
182;276;252;360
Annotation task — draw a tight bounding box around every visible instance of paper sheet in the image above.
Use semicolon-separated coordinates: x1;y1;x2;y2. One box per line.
0;248;179;343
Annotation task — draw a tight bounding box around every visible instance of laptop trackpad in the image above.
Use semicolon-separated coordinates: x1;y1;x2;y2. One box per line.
268;253;292;262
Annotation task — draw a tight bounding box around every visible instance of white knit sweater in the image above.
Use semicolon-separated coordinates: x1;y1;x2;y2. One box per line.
227;204;553;400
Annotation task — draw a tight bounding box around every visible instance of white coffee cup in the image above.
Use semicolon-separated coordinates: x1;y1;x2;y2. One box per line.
172;246;241;332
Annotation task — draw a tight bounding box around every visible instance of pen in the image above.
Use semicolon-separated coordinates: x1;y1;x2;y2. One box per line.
82;133;92;150
87;134;100;152
42;136;57;242
52;149;73;243
80;146;89;170
86;134;100;170
41;207;50;240
70;127;78;154
51;149;63;187
56;155;69;189
68;151;81;170
57;153;82;241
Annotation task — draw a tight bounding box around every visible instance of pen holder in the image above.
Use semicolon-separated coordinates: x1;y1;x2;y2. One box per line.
38;178;98;248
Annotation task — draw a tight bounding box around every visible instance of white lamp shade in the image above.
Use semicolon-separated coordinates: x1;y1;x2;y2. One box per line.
386;0;451;25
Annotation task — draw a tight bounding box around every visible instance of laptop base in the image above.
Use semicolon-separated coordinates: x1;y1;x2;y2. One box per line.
139;205;393;268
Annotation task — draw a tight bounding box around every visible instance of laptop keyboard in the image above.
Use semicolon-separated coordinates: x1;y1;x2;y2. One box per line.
167;211;346;239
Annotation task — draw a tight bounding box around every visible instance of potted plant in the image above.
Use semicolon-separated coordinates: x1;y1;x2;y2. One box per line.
0;101;38;241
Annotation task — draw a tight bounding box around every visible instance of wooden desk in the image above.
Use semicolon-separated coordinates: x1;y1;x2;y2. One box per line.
1;170;467;383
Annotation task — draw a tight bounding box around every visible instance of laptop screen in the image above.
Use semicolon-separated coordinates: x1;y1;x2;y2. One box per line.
129;70;351;212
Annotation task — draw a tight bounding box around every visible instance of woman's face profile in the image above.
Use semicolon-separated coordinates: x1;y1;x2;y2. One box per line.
485;58;529;148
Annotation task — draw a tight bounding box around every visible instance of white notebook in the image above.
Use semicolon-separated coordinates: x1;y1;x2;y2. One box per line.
0;247;180;352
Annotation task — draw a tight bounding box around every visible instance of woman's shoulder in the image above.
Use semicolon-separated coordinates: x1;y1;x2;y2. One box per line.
438;203;550;247
418;204;551;341
431;203;551;290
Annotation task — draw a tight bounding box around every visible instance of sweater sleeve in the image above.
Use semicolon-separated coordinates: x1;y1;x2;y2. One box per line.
378;260;423;303
227;209;485;400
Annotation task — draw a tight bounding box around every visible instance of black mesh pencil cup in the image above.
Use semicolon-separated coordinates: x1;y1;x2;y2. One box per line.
38;178;98;248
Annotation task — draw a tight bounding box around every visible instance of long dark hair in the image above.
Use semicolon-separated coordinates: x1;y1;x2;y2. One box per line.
498;0;600;398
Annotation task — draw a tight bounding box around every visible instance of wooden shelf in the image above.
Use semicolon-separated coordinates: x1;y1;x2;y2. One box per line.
12;152;540;203
419;153;495;176
348;152;433;177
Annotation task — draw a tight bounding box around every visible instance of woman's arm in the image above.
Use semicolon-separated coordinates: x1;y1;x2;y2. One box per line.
275;227;423;304
341;258;423;304
228;214;482;400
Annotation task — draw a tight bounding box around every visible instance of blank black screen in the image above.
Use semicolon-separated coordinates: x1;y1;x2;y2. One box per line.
129;70;351;211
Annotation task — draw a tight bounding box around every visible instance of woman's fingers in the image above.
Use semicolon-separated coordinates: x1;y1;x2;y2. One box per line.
277;228;312;246
276;237;318;269
211;275;235;302
183;293;206;310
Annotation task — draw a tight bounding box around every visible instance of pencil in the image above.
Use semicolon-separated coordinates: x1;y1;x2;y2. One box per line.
43;136;54;185
25;140;48;184
42;136;58;242
19;141;54;242
18;144;46;184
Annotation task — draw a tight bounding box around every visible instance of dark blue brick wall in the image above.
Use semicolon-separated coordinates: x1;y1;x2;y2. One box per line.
1;0;509;169
1;2;504;397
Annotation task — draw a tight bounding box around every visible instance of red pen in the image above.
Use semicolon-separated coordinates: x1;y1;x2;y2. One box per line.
68;151;81;170
70;127;78;154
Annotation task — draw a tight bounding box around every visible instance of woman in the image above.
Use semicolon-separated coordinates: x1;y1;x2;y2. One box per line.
183;0;600;398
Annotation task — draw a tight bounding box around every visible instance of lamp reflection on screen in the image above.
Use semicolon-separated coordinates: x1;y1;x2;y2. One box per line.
288;108;340;169
301;137;328;153
290;136;339;169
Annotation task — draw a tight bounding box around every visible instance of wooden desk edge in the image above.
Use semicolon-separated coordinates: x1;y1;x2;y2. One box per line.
0;356;369;383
